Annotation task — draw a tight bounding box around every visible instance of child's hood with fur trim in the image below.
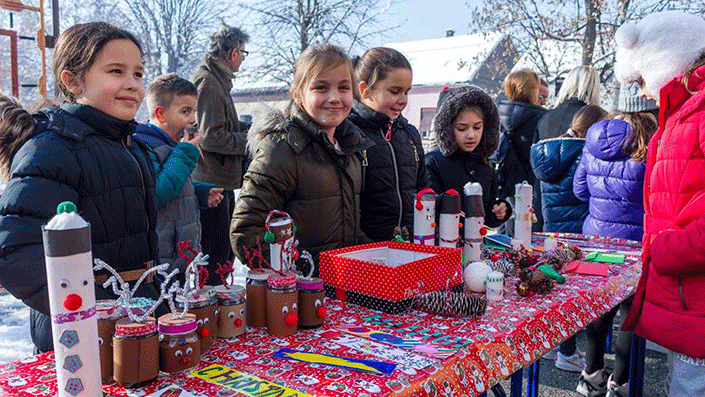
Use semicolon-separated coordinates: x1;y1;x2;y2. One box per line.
432;86;499;157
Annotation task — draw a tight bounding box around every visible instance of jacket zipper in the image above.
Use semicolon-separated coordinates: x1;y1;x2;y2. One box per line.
678;275;688;310
122;135;149;231
381;124;403;228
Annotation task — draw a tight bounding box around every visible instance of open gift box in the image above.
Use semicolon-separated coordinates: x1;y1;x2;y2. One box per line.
319;241;463;314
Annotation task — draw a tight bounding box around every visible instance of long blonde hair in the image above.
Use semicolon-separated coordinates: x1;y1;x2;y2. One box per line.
556;66;600;106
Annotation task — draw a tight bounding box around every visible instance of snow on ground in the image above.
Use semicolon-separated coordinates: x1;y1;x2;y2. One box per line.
0;289;34;363
0;261;250;365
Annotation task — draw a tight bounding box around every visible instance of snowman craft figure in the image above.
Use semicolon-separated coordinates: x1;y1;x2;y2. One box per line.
463;182;487;266
438;189;462;248
264;210;298;273
93;253;179;387
176;242;217;352
42;202;101;396
413;188;436;245
513;181;533;249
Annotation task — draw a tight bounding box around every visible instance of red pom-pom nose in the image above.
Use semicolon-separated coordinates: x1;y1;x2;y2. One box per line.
179;355;191;366
200;328;210;338
285;313;298;327
317;306;327;318
63;294;82;311
235;318;243;327
430;222;436;228
479;227;487;236
491;254;499;262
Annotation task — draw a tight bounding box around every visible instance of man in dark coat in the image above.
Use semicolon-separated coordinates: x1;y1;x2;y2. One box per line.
192;24;249;282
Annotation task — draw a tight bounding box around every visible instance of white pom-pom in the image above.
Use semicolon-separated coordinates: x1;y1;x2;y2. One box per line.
616;22;639;49
463;261;492;292
464;182;482;196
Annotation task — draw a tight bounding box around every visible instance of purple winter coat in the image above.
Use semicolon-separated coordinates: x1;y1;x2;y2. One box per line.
573;119;645;241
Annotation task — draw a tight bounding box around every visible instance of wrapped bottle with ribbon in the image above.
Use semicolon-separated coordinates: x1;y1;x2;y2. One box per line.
42;201;102;396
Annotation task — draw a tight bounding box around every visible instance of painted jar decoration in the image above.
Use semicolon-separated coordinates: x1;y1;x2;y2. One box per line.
297;277;326;329
112;317;159;388
265;213;296;273
213;285;246;338
246;269;272;328
266;274;298;337
176;288;217;353
157;313;201;373
486;271;505;301
96;300;125;381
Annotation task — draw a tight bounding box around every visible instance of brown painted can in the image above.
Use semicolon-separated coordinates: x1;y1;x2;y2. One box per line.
96;300;125;381
214;285;246;338
246;270;272;328
158;313;201;373
266;274;298;337
112;317;159;388
297;277;326;329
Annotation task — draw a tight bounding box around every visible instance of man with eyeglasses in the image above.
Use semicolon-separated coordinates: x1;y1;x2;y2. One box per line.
191;23;250;283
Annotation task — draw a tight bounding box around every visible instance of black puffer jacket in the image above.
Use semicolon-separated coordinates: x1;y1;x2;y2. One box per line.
231;105;373;275
495;99;545;199
348;102;428;241
425;86;510;228
0;103;159;352
536;98;586;141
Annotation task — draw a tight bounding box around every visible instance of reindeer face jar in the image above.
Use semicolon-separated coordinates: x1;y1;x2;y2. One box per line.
158;313;201;373
297;277;326;329
266;274;298;337
213;285;247;338
176;288;217;353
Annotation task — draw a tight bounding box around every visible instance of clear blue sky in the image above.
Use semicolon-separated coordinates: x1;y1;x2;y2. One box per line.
379;0;484;44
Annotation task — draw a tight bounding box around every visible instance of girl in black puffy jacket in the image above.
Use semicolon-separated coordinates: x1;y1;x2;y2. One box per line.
425;86;511;229
348;47;428;242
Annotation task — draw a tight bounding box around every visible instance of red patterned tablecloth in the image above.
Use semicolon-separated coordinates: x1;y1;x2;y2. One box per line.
0;233;642;397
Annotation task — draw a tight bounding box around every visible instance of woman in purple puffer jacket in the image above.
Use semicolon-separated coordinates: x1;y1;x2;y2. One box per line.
571;83;658;396
573;115;653;242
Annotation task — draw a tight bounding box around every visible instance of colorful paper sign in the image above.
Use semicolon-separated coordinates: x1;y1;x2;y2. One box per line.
272;348;397;376
337;325;456;358
320;331;439;370
192;364;311;397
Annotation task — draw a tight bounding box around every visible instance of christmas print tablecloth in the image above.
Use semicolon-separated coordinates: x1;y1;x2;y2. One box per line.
0;233;642;397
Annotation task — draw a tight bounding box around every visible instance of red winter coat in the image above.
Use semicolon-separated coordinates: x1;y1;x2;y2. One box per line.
623;64;705;358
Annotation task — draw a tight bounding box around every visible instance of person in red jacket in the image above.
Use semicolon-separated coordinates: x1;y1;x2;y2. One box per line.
615;11;705;397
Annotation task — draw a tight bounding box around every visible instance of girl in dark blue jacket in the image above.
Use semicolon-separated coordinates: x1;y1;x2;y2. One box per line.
0;22;159;353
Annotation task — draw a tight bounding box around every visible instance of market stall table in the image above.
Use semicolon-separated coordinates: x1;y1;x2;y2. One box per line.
0;233;642;396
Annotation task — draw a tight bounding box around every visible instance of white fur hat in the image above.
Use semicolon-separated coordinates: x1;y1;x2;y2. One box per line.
615;11;705;97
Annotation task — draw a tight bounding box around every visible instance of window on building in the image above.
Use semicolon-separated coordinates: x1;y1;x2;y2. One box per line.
419;107;436;137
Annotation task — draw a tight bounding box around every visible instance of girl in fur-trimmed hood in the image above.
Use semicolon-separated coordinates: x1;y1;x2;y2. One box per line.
425;86;510;228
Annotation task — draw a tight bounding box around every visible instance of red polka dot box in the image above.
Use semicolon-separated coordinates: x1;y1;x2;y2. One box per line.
319;241;463;314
